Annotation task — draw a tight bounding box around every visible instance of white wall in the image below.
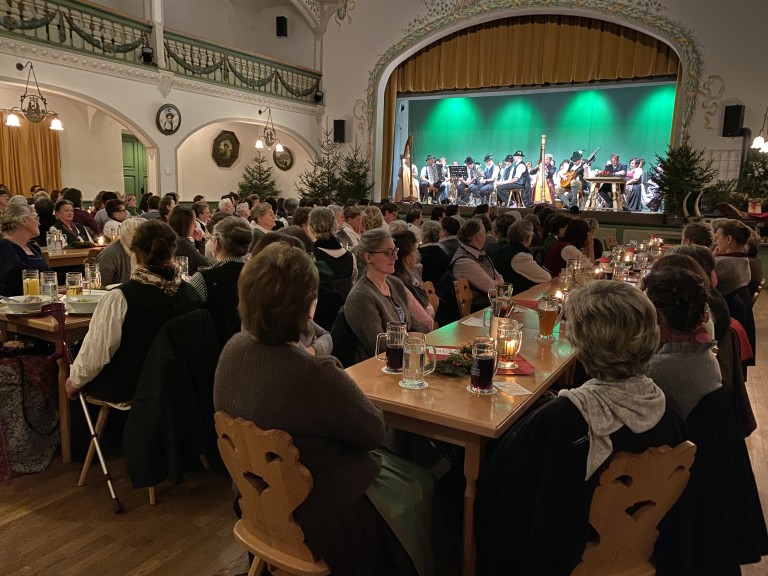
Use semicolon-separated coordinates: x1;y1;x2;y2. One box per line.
177;121;312;199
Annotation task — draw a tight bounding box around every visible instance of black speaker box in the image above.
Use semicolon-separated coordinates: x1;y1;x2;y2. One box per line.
334;119;346;143
722;104;744;137
276;16;288;37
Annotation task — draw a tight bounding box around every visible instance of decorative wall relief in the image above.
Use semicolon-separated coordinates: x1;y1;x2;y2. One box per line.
699;75;725;131
353;97;372;158
334;0;355;29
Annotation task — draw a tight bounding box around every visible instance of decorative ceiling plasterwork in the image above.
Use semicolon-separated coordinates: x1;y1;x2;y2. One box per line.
301;0;355;32
699;75;725;131
0;38;321;118
360;0;704;150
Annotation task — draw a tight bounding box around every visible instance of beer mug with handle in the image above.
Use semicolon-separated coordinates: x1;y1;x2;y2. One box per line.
400;336;436;389
537;296;564;342
375;321;407;373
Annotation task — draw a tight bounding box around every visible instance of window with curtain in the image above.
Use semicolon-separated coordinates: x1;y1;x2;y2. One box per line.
0;111;63;197
382;14;681;197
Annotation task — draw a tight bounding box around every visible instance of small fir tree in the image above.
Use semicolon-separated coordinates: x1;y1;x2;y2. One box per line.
337;143;373;204
239;150;280;200
296;128;341;204
655;141;717;218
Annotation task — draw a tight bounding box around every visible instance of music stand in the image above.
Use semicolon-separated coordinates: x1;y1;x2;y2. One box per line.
448;166;469;205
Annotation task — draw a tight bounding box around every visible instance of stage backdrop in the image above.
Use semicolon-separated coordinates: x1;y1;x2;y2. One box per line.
406;82;675;172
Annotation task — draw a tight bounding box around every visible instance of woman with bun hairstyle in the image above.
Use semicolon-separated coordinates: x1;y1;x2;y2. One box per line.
66;220;202;402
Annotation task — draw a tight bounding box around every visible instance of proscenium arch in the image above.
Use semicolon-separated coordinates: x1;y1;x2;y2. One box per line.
0;73;160;193
367;4;702;201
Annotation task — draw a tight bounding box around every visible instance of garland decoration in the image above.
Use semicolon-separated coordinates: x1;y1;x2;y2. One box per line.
63;14;144;53
227;60;275;88
164;42;225;75
275;70;319;97
1;9;56;31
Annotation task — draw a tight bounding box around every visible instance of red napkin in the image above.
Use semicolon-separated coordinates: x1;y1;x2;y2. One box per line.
496;355;535;376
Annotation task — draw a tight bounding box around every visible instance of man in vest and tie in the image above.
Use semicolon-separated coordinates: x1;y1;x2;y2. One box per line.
477;154;499;205
496;151;527;207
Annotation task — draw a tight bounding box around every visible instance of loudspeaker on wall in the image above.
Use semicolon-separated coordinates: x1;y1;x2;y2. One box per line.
722;104;744;138
334;119;346;143
276;16;288;37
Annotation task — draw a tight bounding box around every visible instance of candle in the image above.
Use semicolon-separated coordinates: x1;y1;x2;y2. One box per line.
97;236;105;246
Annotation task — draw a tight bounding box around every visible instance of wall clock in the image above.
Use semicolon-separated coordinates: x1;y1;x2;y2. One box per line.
156;104;181;135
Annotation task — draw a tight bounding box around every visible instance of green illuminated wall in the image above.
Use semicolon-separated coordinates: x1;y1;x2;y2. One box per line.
407;83;675;170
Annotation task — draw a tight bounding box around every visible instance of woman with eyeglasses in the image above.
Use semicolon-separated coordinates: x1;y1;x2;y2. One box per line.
345;229;418;361
0;203;51;296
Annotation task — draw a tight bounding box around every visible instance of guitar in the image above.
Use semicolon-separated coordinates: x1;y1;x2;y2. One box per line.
559;147;601;188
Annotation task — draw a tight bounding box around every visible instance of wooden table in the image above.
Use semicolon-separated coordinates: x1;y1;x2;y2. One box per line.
0;310;91;464
584;176;626;211
346;278;574;576
42;247;102;268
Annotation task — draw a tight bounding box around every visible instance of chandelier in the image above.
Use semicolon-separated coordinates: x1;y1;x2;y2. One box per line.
3;61;63;131
254;107;283;152
751;105;768;153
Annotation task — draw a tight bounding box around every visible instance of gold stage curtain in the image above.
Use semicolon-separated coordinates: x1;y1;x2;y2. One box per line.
0;112;62;197
382;14;681;197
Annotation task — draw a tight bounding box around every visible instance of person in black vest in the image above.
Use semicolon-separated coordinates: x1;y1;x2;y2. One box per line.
496;151;528;207
188;215;252;347
309;207;357;300
492;220;552;295
65;220;202;403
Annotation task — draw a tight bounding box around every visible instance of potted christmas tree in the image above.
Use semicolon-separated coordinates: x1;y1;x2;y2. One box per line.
655;141;717;224
238;150;280;200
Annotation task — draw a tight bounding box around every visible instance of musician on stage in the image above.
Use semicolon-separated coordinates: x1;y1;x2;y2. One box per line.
564;151;592;209
529;153;556;203
477;154;500;205
496;151;527;207
457;156;481;204
598;153;627;209
554;160;573;208
420;155;449;204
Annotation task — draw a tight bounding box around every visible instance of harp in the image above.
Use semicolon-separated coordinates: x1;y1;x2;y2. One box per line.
395;135;419;202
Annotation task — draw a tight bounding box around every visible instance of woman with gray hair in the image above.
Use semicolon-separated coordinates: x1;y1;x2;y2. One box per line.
336;205;362;248
451;218;502;310
97;217;147;286
0;202;51;295
476;281;687;575
309;207;357;299
344;228;417;361
492;219;551;293
250;202;277;242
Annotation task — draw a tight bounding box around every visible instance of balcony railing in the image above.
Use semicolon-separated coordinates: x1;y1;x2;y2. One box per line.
0;0;322;105
164;31;321;104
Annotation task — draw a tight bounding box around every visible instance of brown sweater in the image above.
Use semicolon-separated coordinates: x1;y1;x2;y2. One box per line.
213;333;385;516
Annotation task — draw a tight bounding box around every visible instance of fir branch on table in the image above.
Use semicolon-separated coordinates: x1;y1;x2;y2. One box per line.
434;343;473;377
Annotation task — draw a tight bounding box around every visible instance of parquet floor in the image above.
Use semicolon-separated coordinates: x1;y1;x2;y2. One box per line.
2;298;768;575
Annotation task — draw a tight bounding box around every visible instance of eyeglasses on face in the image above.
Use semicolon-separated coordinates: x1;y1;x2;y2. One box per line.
370;247;399;259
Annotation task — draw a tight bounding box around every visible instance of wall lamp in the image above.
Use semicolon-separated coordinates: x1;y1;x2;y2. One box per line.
751;105;768;153
255;107;283;152
3;61;63;131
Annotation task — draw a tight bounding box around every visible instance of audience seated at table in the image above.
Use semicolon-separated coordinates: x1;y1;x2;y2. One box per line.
62;188;100;236
0;203;52;296
93;191;118;229
644;268;722;417
492;219;551;294
681;221;714;248
309;207;357;300
168;207;210;275
451;218;503;311
158;195;176;223
540;212;571;256
97;217;146;286
484;212;516;261
476;281;688;576
249;203;277;244
214;242;430;576
543;218;594;277
345;229;417;361
51;199;93;244
335;205;362;248
438;216;460;258
418;220;451;285
102;198;128;240
188;215;251;347
33;196;56;246
65;220;202;403
392;230;435;332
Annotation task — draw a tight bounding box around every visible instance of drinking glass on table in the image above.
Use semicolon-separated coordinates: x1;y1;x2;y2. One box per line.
41;271;58;300
469;336;497;395
22;269;41;296
400;335;436;389
536;296;563;342
488;283;513;301
83;263;102;293
176;256;189;282
66;272;83;297
497;324;523;370
375;321;407;373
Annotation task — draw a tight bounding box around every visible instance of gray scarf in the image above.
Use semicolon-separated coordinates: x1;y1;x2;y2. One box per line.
558;375;666;479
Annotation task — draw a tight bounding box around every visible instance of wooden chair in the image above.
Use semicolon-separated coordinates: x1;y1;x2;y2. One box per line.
571;441;696;576
215;411;330;576
453;277;472;318
423;281;439;313
752;278;765;308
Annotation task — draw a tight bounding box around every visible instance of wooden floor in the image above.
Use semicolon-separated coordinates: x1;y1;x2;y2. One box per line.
2;299;768;575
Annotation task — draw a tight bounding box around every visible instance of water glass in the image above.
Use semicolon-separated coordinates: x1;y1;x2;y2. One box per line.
375;321;407;373
66;272;83;297
400;336;436;389
469;336;497;395
537;297;564;342
176;256;189;281
22;269;41;296
497;324;523;370
488;283;513;301
612;262;627;282
84;263;102;293
41;271;58;300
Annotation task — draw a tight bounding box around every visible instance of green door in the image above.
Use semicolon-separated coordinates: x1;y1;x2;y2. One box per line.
122;134;147;197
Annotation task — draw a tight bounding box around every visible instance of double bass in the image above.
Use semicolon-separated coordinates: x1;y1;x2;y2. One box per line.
532;134;556;204
394;135;419;202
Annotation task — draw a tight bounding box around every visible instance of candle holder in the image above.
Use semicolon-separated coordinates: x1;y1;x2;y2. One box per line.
497;324;522;370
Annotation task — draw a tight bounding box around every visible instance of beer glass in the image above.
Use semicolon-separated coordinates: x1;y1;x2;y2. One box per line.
375;321;407;373
468;336;497;395
536;297;563;342
400;336;436;389
497;324;523;370
83;263;102;293
65;272;83;297
22;269;41;296
41;271;58;300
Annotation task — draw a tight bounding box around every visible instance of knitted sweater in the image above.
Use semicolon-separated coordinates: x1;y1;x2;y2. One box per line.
213;335;385;516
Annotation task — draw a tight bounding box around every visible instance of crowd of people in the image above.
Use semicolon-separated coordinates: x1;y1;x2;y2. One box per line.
1;182;766;575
